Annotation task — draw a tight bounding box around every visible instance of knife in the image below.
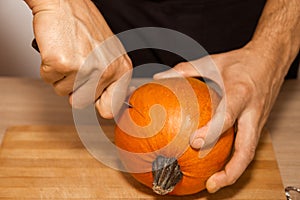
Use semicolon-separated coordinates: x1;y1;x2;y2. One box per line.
31;38;134;109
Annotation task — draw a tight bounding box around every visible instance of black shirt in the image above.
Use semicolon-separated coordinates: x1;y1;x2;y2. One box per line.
93;0;299;78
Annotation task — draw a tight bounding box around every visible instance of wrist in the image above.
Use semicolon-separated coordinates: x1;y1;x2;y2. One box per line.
245;36;298;81
244;0;300;80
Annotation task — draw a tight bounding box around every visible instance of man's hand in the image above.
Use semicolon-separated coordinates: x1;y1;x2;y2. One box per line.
154;0;299;193
154;46;282;192
25;0;132;118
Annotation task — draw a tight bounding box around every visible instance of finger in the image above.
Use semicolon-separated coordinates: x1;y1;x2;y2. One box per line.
95;90;113;119
70;70;107;109
153;56;223;87
40;64;66;84
95;71;131;118
190;85;251;159
52;72;77;96
190;97;238;151
206;114;258;193
153;62;197;79
206;149;253;193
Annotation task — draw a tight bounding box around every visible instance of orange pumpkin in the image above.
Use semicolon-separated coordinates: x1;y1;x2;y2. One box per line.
115;77;234;195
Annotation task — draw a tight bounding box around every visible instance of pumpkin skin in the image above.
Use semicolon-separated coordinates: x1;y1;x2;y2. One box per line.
115;77;234;195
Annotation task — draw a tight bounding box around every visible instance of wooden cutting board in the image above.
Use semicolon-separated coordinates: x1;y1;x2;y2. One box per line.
0;125;285;199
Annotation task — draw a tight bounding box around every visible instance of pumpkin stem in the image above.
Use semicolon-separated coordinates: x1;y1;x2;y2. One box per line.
152;155;183;195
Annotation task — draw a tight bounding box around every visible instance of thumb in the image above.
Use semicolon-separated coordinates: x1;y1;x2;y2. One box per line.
154;56;223;88
153;62;198;79
95;71;132;119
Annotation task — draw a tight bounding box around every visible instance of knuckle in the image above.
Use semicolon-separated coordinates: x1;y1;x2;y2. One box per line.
224;111;236;128
235;82;253;98
53;82;72;96
121;55;133;70
254;98;266;111
245;145;256;161
40;72;52;84
42;54;78;74
237;144;256;164
226;175;239;186
49;54;68;66
175;62;186;69
175;62;190;72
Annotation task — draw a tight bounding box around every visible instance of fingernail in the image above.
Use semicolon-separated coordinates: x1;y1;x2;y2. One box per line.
191;138;205;149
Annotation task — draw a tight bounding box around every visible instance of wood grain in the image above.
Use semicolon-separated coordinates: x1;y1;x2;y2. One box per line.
0;125;285;199
267;80;300;187
1;77;299;190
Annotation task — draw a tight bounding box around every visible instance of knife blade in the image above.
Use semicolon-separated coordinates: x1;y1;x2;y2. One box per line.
31;38;135;109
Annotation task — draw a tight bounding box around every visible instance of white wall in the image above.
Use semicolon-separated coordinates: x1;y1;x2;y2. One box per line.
0;0;40;78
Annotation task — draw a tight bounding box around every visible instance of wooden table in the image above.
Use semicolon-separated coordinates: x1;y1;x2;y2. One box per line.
0;77;299;198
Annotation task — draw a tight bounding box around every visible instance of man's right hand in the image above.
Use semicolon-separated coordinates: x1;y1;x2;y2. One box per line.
25;0;132;118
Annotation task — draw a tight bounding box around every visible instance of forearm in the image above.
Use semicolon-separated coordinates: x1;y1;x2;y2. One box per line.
247;0;300;78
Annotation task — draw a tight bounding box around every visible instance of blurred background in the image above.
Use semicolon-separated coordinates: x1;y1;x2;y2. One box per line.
0;0;40;78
